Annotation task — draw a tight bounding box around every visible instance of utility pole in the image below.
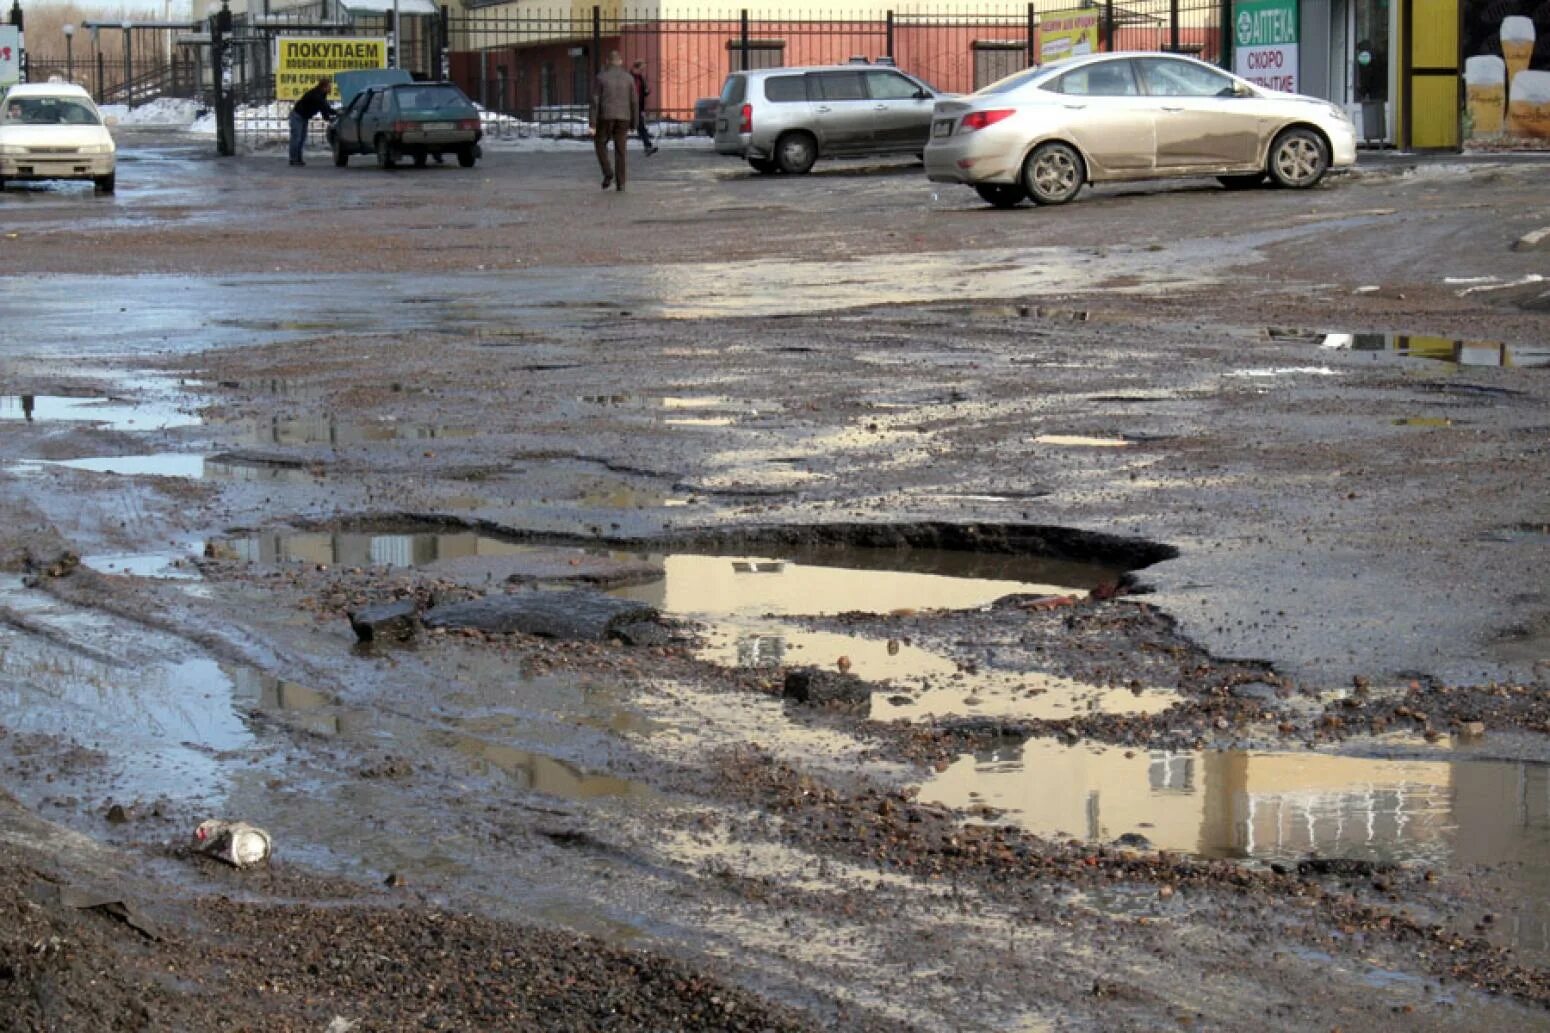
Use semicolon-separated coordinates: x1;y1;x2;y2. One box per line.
212;0;233;156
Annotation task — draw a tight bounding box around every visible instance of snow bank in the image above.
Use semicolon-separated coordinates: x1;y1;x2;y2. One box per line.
99;96;203;127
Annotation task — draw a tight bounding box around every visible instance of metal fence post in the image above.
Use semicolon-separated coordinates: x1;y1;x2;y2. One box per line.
439;4;450;80
1103;0;1114;51
1169;0;1179;52
1026;3;1036;67
886;9;894;61
740;9;749;71
1219;0;1232;68
96;50;104;102
590;5;600;83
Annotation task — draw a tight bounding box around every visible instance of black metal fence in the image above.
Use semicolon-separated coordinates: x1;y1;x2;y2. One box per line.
449;1;1231;135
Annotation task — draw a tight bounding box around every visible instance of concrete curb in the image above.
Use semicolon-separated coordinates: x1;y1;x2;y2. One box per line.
1512;226;1550;252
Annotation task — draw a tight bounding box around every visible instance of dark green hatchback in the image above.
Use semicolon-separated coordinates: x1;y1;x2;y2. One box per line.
328;81;483;170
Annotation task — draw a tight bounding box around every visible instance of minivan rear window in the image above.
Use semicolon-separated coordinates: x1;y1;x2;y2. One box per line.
763;75;807;102
720;75;747;105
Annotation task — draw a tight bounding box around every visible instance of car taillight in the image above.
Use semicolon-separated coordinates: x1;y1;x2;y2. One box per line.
457;119;479;131
392;121;412;134
739;103;752;134
959;109;1015;132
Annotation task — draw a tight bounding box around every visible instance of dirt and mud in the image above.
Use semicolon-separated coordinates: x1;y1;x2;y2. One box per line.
2;133;1550;1030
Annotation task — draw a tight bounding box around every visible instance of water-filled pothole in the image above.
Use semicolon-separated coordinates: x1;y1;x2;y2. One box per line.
236;416;477;447
15;454;208;478
0;394;201;430
921;737;1550;956
1288;330;1550;369
604;543;1165;720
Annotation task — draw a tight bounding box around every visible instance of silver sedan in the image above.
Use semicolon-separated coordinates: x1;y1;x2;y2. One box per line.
924;52;1357;208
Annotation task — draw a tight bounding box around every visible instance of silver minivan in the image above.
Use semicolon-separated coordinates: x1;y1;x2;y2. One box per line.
714;65;941;174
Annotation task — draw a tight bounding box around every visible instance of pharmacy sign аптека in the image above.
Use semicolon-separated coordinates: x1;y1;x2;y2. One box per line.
1233;0;1299;93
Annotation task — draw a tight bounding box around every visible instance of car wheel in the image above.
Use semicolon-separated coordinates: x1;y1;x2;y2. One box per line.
0;175;7;192
974;183;1027;209
1021;142;1084;205
748;157;778;175
375;136;397;170
774;132;816;175
94;173;115;194
1217;173;1266;190
1266;128;1328;189
333;137;349;167
456;144;477;168
412;151;428;167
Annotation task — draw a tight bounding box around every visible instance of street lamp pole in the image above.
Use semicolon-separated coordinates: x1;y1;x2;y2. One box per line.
63;22;74;82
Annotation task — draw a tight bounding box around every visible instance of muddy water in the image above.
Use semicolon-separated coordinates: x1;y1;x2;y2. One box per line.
0;393;201;430
922;738;1550;957
16;454;208;478
606;550;1160;720
0;244;1215;356
226;529;553;568
236;416;477;447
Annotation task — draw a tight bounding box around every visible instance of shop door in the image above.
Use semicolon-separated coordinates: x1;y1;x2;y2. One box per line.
1401;0;1461;148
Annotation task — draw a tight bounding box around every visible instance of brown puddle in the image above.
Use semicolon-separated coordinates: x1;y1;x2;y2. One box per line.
224;529;557;568
607;549;1155;721
921;737;1550;959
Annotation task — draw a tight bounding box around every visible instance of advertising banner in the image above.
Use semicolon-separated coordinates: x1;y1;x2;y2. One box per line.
1232;0;1299;93
274;37;386;101
0;26;21;92
1463;5;1550;145
1038;9;1100;66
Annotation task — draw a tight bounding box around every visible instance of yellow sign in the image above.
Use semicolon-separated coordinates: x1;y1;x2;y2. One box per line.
1038;9;1101;66
274;37;387;100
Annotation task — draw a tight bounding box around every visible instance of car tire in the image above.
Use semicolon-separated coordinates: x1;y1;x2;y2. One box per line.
412;151;428;167
774;132;816;175
748;157;778;175
1021;142;1084;205
456;144;477;168
1266;127;1328;189
0;175;6;192
1217;173;1266;190
94;173;115;194
375;136;397;170
333;137;349;167
974;183;1027;209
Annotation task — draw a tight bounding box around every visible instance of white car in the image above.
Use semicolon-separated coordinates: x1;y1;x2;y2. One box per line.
0;83;117;194
925;52;1357;207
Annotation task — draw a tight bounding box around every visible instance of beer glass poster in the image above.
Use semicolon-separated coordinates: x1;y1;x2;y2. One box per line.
1464;5;1550;143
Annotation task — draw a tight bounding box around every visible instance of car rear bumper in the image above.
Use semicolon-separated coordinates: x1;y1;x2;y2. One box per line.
714;132;751;157
0;155;114;179
396;130;479;148
924;132;1020;185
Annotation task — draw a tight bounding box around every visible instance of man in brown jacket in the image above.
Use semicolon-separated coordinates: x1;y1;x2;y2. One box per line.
590;52;639;191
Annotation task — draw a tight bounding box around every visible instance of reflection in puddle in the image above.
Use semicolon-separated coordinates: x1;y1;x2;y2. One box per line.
206;459;326;485
923;739;1550;956
227;529;553;568
607;549;1117;616
1033;435;1130;448
1309;331;1550;369
17;454;207;478
231;667;354;738
237;415;477;447
698;621;1173;721
0;394;201;430
82;544;203;580
429;729;653;801
609;550;1146;720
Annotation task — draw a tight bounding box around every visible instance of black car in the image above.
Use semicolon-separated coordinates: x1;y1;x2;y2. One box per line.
328;81;483;169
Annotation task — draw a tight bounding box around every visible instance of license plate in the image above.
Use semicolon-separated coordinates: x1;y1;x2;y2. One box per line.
424;122;454;132
933;119;953;138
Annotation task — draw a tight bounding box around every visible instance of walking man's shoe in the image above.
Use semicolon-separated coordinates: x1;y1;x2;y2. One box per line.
601;173;613;189
289;160;305;167
646;145;659;156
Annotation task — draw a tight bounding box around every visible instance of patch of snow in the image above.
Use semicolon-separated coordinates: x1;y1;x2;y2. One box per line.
99;97;202;127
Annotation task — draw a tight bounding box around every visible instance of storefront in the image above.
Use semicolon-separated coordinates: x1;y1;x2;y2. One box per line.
1234;0;1397;145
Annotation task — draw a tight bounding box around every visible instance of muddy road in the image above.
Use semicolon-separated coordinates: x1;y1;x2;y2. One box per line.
2;133;1549;1031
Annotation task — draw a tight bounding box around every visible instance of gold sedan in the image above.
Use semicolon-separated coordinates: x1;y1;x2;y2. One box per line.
924;52;1357;207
